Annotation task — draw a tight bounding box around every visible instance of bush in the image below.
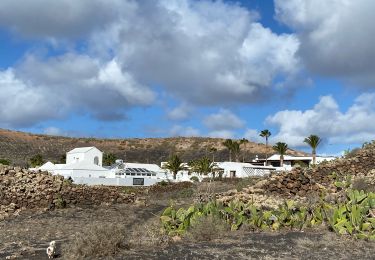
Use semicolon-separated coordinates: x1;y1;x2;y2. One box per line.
352;177;375;193
186;214;229;241
30;154;44;167
159;180;169;186
62;224;129;259
190;176;199;182
0;158;10;165
170;188;195;199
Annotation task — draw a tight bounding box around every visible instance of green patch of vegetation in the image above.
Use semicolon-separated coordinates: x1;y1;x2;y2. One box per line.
30;154;44;167
0;158;11;165
103;153;116;166
160;188;375;240
55;194;67;208
190;176;199;182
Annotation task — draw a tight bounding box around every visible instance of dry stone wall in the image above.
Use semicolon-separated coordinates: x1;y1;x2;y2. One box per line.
0;165;135;220
215;143;375;204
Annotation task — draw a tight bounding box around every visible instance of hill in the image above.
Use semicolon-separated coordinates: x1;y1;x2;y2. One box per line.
0;128;307;167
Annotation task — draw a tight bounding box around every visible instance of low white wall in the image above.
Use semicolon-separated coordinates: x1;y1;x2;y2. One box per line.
72;177;160;186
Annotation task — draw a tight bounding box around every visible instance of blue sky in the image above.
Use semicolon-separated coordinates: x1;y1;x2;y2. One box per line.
1;0;375;156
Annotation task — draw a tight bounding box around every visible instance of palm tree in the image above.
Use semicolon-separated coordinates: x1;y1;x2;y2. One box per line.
190;156;218;178
239;138;248;162
163;154;184;180
222;139;234;161
230;141;240;162
272;142;288;167
304;135;322;165
209;147;217;162
260;129;271;165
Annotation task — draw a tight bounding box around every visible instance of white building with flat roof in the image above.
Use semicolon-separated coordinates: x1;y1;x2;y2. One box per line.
254;154;336;170
38;147;167;186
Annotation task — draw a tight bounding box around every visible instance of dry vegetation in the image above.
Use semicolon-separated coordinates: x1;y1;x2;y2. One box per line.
0;128;306;167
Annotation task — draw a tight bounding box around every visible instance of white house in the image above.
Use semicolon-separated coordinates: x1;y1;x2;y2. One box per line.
254;154;336;170
38;147;168;186
217;162;276;178
66;147;103;166
160;161;275;181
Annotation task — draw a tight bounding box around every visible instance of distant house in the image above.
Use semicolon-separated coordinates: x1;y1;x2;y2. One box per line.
217;162;276;178
254;154;336;170
66;147;103;166
38;147;166;186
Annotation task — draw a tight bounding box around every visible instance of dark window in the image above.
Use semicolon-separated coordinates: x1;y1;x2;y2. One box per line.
133;178;144;186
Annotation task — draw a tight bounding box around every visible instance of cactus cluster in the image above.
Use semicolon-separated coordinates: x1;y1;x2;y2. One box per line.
161;189;375;240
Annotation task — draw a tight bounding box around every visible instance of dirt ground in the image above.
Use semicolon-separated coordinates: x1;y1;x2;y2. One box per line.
1;198;375;260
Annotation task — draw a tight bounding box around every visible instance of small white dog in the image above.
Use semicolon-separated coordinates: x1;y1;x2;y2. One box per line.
46;241;56;259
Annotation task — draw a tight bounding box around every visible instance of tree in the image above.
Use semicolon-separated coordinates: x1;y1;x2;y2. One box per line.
30;154;44;167
272;142;288;167
103;153;117;166
189;156;218;178
260;129;271;165
231;141;241;162
209;147;217;162
163;154;184;180
304;135;322;165
239;138;249;162
222;139;234;161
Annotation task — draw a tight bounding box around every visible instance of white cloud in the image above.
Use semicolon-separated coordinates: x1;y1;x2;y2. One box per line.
0;0;302;127
167;103;193;121
43;127;65;136
243;129;264;143
0;54;155;127
266;93;375;146
0;69;62;127
275;0;375;86
208;130;235;139
0;0;130;39
113;1;301;105
170;125;200;137
204;109;245;131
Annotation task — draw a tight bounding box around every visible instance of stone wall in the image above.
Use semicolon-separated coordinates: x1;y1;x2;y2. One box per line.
214;143;375;204
0;165;136;220
258;143;375;197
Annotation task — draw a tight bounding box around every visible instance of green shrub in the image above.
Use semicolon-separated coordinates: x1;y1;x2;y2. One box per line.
0;158;10;165
190;176;199;182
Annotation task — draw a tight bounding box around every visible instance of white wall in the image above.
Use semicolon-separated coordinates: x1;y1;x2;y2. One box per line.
66;148;103;166
72;177;160;186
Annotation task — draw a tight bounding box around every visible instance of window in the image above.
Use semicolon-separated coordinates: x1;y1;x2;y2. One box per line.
94;156;99;165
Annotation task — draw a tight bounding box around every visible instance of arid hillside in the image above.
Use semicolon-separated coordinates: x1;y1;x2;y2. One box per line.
0;128;307;167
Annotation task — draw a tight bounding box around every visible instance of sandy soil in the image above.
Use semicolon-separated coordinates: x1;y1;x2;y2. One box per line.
1;200;374;260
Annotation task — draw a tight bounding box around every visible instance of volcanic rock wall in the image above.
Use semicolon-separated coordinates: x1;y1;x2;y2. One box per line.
0;165;135;220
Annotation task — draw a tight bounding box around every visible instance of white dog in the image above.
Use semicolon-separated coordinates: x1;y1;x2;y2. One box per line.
46;241;56;259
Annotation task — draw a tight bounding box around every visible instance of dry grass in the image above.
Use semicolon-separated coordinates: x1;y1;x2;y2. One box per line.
62;224;129;259
186;215;229;241
129;217;170;248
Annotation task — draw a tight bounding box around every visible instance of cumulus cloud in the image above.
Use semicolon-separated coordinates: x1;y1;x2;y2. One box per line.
208;130;235;139
0;0;302;127
0;54;155;127
204;109;245;131
43;127;66;136
0;0;130;39
243;129;264;143
275;0;375;86
266;93;375;146
114;0;301;105
167;103;193;121
170;125;200;137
